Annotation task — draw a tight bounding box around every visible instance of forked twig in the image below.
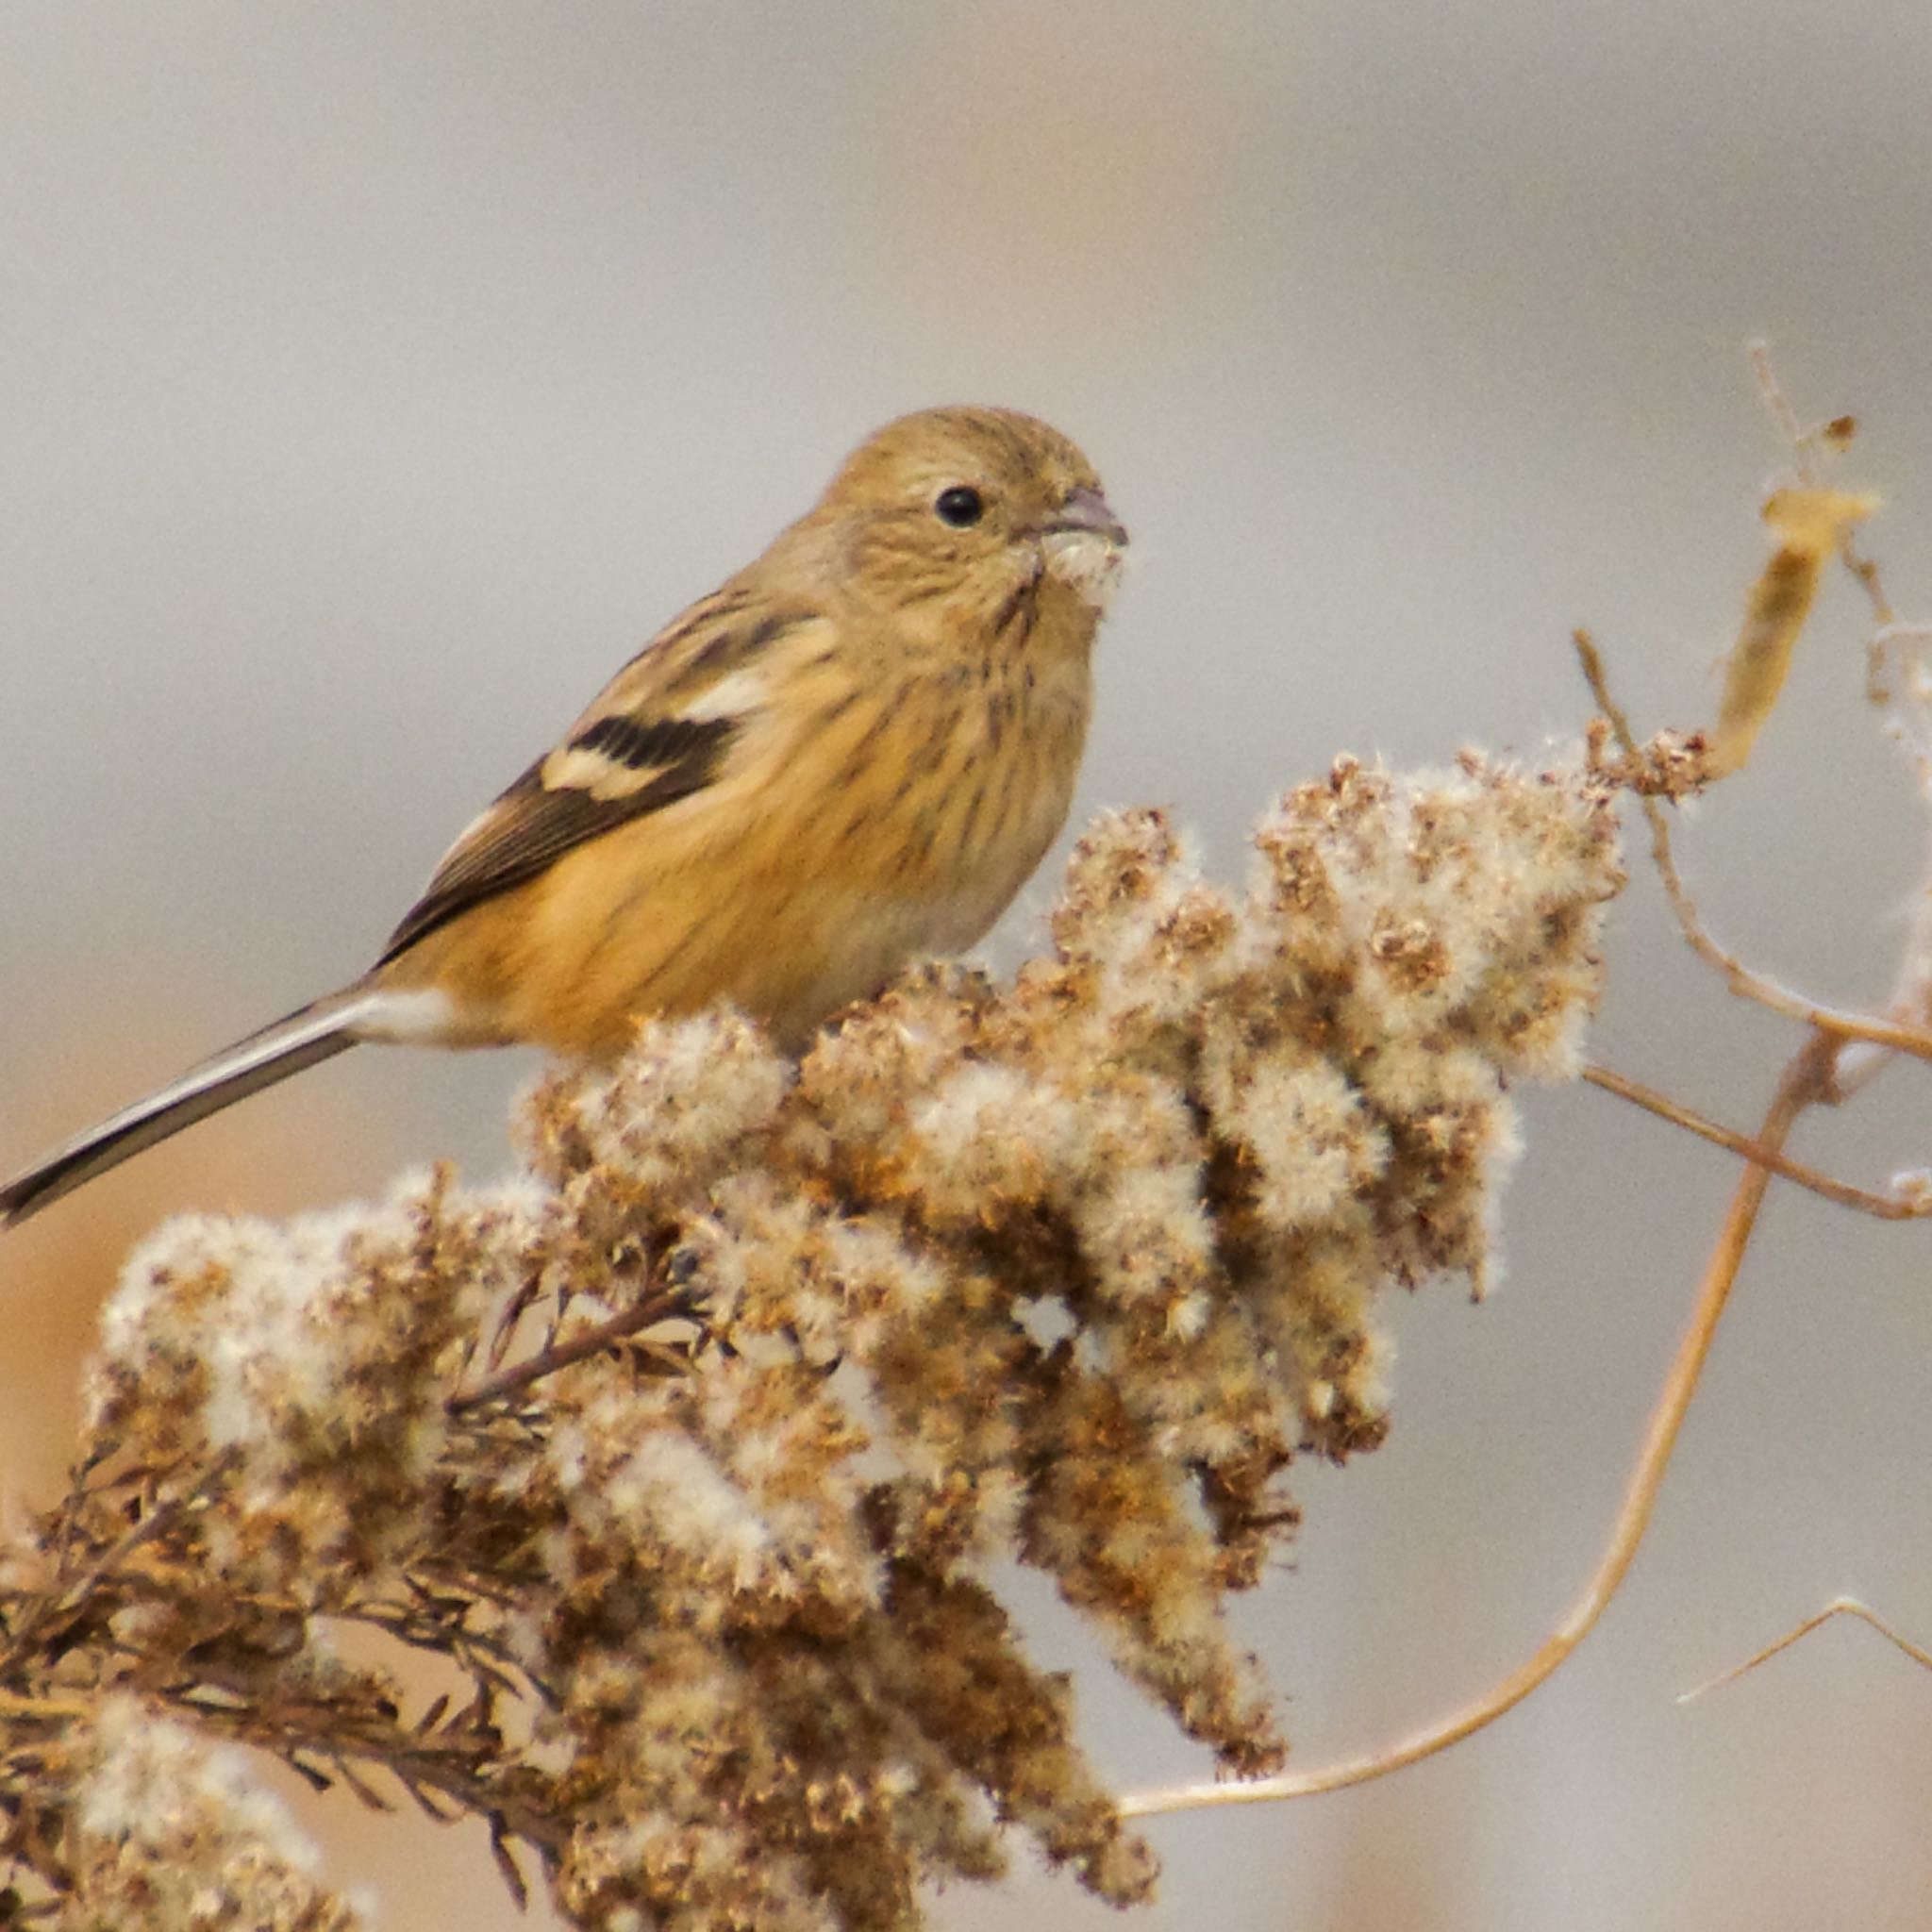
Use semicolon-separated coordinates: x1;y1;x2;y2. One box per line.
1575;631;1932;1066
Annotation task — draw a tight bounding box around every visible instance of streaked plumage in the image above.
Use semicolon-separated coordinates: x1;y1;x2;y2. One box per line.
2;407;1126;1224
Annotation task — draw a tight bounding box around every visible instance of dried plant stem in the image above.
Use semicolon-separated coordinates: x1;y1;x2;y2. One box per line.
1578;1062;1927;1219
1676;1594;1932;1704
447;1283;691;1414
179;1692;562;1857
0;1466;222;1676
1748;340;1810;461
1122;1031;1835;1818
1747;341;1932;1109
1575;629;1932;1064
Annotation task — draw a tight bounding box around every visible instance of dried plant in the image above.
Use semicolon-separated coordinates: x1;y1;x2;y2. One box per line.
18;351;1926;1930
1124;353;1932;1824
0;748;1626;1930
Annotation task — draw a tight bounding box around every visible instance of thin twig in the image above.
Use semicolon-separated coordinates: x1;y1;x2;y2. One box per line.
1122;1031;1835;1816
49;1478;210;1617
1576;629;1932;1064
1580;1062;1929;1218
178;1688;566;1860
448;1289;694;1414
1677;1594;1932;1704
0;1463;229;1674
1747;341;1810;465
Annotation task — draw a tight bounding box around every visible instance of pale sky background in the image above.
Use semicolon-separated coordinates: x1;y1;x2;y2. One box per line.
4;5;1932;1929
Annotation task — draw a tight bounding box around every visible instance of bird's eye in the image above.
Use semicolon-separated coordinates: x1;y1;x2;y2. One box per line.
934;484;986;527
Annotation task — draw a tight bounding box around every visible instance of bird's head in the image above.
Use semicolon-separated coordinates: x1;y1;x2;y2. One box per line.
818;406;1128;644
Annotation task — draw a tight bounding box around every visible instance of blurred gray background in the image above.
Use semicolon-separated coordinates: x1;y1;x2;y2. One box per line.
4;5;1931;1927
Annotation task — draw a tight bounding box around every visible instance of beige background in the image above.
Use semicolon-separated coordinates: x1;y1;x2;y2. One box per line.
4;5;1931;1927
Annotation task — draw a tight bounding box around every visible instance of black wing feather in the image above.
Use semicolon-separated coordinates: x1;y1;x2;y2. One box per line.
376;718;735;965
570;713;730;773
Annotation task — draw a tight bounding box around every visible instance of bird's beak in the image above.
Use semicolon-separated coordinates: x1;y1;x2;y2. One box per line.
1043;486;1129;549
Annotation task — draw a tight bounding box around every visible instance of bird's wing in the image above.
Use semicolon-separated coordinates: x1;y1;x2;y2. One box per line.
377;590;829;964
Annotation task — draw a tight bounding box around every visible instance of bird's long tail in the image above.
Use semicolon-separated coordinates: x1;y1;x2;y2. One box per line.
0;987;390;1227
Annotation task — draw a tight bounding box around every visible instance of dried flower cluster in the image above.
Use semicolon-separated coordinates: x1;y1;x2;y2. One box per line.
0;754;1623;1931
3;1694;362;1930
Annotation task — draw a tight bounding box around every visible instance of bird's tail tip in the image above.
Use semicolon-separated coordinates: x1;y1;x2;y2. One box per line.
0;986;393;1230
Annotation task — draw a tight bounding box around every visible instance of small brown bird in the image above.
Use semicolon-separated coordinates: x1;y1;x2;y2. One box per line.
2;407;1126;1225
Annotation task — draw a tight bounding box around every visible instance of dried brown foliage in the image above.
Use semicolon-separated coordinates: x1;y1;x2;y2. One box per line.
0;755;1623;1930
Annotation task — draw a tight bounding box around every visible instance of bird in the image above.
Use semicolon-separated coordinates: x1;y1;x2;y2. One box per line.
2;406;1127;1227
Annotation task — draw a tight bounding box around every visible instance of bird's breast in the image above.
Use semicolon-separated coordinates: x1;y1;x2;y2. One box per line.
394;631;1093;1058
